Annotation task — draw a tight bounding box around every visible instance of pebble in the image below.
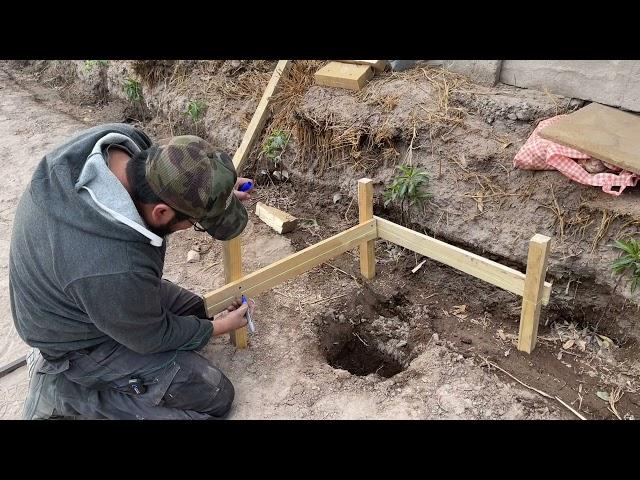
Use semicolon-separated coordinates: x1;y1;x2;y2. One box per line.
187;250;200;263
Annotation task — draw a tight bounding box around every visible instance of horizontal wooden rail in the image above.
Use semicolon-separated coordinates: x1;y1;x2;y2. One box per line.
204;219;377;316
375;217;552;305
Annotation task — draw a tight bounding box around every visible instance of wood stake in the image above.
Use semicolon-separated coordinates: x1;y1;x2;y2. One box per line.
222;237;247;348
517;234;552;353
358;178;376;279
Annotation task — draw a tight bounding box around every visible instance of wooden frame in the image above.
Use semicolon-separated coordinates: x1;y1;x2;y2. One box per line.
205;177;553;353
207;220;376;316
222;60;291;347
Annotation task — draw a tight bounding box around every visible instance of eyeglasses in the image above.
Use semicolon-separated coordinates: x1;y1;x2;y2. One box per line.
189;219;207;232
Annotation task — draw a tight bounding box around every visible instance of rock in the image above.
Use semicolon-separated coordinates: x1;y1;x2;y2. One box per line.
333;193;342;203
432;333;439;342
508;113;518;120
187;250;200;263
397;340;408;348
389;60;417;71
338;314;345;321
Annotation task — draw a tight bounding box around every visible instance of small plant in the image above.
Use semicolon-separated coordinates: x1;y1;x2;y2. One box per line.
123;78;142;102
612;238;640;293
84;60;108;72
261;129;289;168
185;99;206;123
383;165;432;225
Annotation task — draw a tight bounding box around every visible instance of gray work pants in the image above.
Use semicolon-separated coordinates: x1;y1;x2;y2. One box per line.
23;279;233;420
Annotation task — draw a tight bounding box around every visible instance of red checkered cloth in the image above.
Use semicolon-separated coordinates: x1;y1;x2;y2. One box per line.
514;115;639;196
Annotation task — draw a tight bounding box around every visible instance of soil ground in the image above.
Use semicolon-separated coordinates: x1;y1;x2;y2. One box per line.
0;62;638;420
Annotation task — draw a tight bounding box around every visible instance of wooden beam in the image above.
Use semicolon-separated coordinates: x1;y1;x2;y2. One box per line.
204;220;377;316
517;234;552;354
314;62;374;91
358;178;375;279
232;60;292;171
255;202;298;234
221;60;291;349
339;60;389;72
222;237;247;348
375;217;552;305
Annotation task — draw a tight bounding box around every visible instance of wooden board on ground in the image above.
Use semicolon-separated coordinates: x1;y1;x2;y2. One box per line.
538;102;640;175
314;62;374;91
255;202;298;234
338;60;389;72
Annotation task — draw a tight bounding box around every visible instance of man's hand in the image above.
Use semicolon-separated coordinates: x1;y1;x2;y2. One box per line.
233;177;255;202
212;298;249;335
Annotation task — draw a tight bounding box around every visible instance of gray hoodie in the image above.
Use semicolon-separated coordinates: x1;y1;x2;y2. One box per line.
9;124;212;359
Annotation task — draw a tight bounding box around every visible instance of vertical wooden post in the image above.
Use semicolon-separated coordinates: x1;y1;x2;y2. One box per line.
223;236;247;348
517;234;552;354
358;178;375;279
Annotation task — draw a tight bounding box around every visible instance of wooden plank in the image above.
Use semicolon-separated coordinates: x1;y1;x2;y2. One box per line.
339;60;389;72
518;234;552;354
358;178;375;279
204;220;377;316
314;62;374;91
0;355;27;379
375;217;552;305
538;102;640;174
222;237;247;348
232;60;292;170
255;202;298;234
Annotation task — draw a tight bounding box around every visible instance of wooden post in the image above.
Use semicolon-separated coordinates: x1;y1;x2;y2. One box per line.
358;178;375;279
223;237;247;348
517;234;552;354
217;60;290;350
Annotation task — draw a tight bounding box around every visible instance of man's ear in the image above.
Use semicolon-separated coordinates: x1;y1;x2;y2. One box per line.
149;203;175;226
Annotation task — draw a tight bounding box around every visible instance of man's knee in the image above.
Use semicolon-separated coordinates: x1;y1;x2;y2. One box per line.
207;372;234;418
162;353;235;418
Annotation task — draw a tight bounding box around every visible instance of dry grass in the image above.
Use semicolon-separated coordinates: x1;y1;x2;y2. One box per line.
131;60;190;88
262;62;473;174
591;210;620;253
448;154;530;215
613;217;640;240
535;186;626;250
33;60;77;90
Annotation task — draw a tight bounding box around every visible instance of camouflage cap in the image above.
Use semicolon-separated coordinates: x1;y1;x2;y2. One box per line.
144;135;248;240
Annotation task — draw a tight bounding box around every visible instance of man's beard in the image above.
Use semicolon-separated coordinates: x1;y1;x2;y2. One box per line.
149;216;184;238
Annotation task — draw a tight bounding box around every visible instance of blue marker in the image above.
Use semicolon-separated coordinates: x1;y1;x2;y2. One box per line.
238;181;253;192
241;295;255;333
